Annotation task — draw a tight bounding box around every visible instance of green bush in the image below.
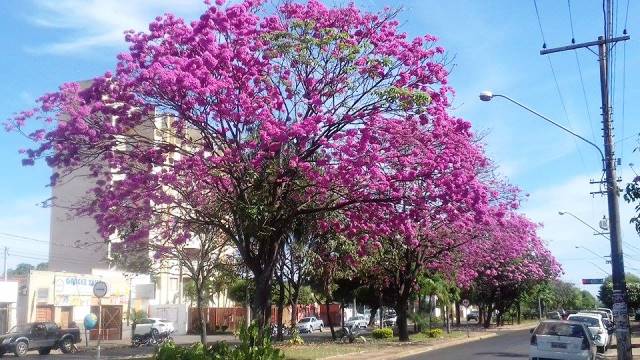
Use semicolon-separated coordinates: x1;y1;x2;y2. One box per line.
287;327;304;345
155;322;283;360
156;341;209;360
422;328;443;338
372;328;393;339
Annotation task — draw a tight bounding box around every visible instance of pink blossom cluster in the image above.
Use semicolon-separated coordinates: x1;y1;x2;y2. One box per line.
7;0;559;294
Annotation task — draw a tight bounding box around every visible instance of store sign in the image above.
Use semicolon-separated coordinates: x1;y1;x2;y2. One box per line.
54;275;103;296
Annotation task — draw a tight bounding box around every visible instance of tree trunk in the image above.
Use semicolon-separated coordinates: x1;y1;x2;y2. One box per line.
196;286;207;345
517;301;521;325
251;269;274;335
428;296;433;331
368;306;379;327
290;286;300;327
340;301;345;328
455;301;461;327
276;278;285;341
496;311;502;327
396;298;410;342
325;299;336;339
445;305;450;334
483;304;493;329
478;304;484;325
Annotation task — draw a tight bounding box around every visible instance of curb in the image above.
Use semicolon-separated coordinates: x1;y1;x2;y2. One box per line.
321;332;498;360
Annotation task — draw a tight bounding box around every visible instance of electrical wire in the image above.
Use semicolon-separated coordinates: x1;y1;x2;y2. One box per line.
533;0;547;48
567;0;576;43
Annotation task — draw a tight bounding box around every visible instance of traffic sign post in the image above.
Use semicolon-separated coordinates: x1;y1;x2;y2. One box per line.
581;278;605;285
93;281;108;360
462;299;470;338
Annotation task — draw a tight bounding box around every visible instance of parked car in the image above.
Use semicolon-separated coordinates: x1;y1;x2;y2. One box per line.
597;308;614;322
546;311;562;320
383;314;397;327
345;315;368;329
0;322;81;357
134;318;175;337
466;311;479;322
296;317;324;333
567;313;610;353
529;320;597;360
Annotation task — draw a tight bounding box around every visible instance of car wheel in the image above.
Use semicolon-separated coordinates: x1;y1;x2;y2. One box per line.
60;337;74;354
14;341;28;357
319;325;323;332
38;347;51;355
597;346;605;353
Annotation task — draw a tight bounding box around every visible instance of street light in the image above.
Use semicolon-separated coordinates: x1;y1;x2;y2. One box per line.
482;92;632;356
558;211;610;240
478;91;605;163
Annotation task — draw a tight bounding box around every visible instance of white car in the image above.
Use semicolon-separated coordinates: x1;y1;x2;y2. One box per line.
567;313;610;352
529;320;597;360
296;317;324;333
134;318;175;336
345;315;368;329
597;307;614;322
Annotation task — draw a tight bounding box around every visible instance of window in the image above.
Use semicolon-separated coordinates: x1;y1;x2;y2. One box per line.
169;278;178;291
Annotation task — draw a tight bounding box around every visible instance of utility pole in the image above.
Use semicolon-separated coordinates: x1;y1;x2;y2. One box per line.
540;2;631;357
3;247;7;281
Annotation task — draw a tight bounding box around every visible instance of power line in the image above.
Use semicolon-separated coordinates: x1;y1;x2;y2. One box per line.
533;0;547;48
567;0;576;43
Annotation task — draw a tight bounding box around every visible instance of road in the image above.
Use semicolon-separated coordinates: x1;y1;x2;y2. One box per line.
403;329;530;360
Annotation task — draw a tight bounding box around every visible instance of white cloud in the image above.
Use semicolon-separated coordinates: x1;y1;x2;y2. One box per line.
25;0;207;54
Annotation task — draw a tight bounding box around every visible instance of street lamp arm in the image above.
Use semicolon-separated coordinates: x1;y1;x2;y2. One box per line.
560;211;611;241
491;94;605;164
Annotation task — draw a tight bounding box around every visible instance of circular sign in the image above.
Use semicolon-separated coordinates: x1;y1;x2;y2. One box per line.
462;299;470;308
84;313;98;330
93;281;108;298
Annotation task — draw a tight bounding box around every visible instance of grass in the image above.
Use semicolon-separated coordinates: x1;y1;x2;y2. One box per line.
280;329;470;359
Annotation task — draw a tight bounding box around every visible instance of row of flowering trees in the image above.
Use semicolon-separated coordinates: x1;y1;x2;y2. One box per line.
8;0;560;342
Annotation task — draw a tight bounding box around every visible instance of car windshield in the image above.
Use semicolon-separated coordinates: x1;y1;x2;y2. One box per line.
568;316;599;327
299;318;311;323
9;324;33;334
535;323;586;338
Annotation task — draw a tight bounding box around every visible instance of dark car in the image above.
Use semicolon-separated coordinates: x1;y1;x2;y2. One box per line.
0;322;81;357
466;311;479;322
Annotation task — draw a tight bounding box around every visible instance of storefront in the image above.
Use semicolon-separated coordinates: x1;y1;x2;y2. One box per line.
17;270;151;340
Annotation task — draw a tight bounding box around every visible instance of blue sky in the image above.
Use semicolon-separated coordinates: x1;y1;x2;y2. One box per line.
0;0;638;295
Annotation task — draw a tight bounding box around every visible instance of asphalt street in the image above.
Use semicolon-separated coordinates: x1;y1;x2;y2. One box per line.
403;329;531;360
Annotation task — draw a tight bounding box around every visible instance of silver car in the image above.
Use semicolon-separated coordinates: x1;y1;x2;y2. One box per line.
296;316;324;333
529;320;596;360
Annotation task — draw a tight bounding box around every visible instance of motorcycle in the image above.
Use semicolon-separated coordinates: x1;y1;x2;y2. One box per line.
132;332;157;347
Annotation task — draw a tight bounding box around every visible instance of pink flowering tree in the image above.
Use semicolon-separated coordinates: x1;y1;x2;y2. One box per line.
9;0;475;330
464;212;561;328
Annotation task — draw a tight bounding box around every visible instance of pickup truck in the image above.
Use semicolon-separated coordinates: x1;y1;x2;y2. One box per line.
0;322;81;357
296;316;324;333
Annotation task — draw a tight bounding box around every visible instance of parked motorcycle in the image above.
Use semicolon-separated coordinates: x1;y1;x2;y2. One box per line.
132;332;158;347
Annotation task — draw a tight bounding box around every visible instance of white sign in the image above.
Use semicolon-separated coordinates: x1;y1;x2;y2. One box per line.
462;299;470;308
0;282;18;303
55;275;102;296
93;281;108;298
134;284;156;299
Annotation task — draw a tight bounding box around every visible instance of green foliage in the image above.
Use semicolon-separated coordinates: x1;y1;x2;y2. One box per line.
372;328;393;339
155;323;283;360
156;341;209;360
599;274;640;309
422;328;443;338
410;312;430;330
287;327;304;345
228;279;255;306
232;322;284;360
7;262;47;277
